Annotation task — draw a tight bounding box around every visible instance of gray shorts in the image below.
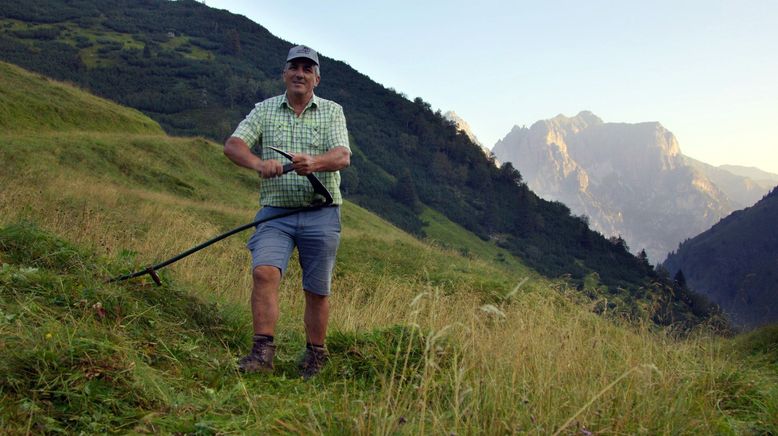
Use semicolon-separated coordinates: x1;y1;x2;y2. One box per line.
246;206;341;296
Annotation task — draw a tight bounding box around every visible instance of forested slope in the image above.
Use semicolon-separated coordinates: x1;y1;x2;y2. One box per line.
664;188;778;329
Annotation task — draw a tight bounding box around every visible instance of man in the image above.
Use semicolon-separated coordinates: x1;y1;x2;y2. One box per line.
223;45;351;378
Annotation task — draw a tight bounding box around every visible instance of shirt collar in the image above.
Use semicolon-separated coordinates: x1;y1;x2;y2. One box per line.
281;93;319;111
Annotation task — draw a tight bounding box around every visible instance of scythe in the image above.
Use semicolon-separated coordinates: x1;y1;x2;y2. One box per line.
109;146;333;286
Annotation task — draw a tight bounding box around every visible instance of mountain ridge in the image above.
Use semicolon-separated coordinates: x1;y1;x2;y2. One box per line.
684;156;771;209
718;164;778;190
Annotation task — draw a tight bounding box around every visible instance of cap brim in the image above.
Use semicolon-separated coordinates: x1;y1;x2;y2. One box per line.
287;56;318;65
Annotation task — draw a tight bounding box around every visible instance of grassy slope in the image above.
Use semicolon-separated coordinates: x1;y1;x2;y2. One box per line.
421;206;533;274
1;62;777;434
0;61;161;134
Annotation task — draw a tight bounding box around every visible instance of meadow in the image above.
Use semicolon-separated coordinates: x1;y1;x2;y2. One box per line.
1;61;776;434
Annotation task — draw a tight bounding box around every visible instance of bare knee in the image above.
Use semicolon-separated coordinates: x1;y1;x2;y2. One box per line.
252;265;280;287
304;289;328;306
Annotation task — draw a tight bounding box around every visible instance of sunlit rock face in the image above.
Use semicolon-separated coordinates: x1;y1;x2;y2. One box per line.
493;111;772;263
443;111;498;164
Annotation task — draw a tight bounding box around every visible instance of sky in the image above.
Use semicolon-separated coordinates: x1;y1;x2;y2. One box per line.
206;0;778;174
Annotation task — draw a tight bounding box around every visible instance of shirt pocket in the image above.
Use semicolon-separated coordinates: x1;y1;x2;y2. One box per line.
302;123;322;151
272;122;290;150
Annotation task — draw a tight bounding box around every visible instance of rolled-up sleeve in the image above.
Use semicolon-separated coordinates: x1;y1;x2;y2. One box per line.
328;105;350;154
231;104;263;147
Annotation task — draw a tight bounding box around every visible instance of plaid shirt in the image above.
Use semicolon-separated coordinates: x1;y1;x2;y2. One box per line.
232;93;350;207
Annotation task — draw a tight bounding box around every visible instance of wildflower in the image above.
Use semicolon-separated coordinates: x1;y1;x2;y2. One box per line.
92;302;106;319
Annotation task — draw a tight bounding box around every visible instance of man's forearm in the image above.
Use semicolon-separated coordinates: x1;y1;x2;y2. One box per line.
291;146;350;175
224;136;261;171
313;146;351;172
224;136;285;178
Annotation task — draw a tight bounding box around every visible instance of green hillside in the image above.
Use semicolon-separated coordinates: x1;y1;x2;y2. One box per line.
1;57;777;434
0;54;715;330
0;0;681;296
0;61;161;134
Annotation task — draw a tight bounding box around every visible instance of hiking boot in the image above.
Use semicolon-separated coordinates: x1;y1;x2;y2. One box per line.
238;335;276;374
298;344;329;380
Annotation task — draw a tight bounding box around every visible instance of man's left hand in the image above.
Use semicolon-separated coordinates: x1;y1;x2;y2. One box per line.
291;153;319;175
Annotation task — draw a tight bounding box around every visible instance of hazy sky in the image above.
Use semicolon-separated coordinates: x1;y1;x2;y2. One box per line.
206;0;778;174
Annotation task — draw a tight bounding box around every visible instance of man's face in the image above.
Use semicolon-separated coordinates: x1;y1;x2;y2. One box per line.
283;59;320;99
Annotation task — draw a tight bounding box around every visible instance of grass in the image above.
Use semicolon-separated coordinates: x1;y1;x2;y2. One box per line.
2;222;776;434
421;206;535;274
0;62;162;134
1;61;777;434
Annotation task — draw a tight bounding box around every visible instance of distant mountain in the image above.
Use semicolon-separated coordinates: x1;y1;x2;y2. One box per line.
663;188;778;329
718;165;778;191
684;157;770;209
491;111;773;263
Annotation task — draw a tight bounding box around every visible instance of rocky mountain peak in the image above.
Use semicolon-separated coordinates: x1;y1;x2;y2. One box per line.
492;112;771;262
575;110;604;125
443;110;494;160
548;110;603;135
444;110;483;147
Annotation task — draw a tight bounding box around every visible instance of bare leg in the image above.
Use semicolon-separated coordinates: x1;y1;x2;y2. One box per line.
303;290;329;345
251;265;282;335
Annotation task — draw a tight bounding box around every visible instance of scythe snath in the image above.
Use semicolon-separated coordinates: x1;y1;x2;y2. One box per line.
108;146;333;286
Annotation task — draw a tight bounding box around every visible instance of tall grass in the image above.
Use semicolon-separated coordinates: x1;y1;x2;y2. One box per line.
2;132;776;434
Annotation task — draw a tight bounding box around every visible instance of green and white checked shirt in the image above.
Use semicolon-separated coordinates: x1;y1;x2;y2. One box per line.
232;93;350;207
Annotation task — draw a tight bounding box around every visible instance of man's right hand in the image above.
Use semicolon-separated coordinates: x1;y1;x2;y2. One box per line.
257;159;284;179
224;137;284;178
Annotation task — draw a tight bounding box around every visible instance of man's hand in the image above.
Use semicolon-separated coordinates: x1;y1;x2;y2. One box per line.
291;153;319;176
224;137;285;179
290;147;350;175
257;159;284;178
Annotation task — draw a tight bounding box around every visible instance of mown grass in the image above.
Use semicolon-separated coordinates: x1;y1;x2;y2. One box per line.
0;223;444;433
1;62;777;434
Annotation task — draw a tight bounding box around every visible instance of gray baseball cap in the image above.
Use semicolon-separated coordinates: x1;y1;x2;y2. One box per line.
286;45;319;65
